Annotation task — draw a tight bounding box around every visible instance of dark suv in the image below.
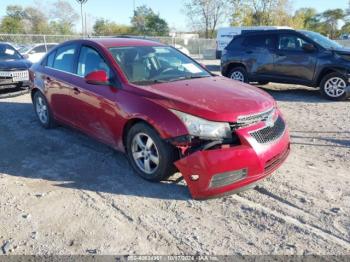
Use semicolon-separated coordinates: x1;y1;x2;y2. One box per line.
221;29;350;101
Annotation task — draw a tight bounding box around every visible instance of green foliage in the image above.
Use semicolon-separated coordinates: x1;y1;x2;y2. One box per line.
93;19;134;36
130;5;169;36
0;1;78;35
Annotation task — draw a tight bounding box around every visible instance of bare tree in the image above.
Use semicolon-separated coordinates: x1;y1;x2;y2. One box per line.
184;0;229;38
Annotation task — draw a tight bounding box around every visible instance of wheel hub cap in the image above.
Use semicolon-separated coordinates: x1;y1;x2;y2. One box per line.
131;133;160;175
36;96;48;124
231;71;244;82
324;77;346;97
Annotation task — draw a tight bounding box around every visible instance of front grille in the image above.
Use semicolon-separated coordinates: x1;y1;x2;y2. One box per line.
250;116;285;144
231;107;275;129
209;169;247;188
265;147;290;175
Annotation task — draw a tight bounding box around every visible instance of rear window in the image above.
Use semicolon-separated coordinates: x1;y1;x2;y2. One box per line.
242;35;277;49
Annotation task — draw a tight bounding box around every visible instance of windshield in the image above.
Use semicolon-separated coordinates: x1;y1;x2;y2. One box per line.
300;30;343;49
109;46;211;85
0;44;22;60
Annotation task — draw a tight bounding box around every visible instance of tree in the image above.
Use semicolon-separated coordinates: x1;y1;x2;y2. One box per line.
293;8;318;30
0;5;25;33
23;7;50;34
320;9;345;38
184;0;229;39
50;0;79;34
93;19;133;36
131;5;169;36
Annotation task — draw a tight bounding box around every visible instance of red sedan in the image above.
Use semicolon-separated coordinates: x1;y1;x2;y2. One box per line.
29;38;290;199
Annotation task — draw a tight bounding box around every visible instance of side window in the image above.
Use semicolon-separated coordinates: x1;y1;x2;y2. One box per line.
242;35;276;49
278;34;308;51
32;45;46;53
77;46;111;78
52;44;77;73
46;51;56;67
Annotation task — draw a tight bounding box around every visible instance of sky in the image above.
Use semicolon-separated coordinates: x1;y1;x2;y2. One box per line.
0;0;348;32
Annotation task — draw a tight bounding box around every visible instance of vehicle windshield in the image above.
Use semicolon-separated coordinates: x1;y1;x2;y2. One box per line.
18;45;33;53
109;46;211;85
300;30;343;49
0;44;23;60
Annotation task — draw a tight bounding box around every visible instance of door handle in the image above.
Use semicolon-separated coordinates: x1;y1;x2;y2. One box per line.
73;87;80;95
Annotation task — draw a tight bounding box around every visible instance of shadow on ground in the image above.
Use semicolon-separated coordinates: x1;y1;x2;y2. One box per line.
0;101;190;201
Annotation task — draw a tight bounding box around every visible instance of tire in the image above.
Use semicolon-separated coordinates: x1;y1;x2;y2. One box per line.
126;122;177;182
228;67;248;83
320;72;348;101
33;91;56;128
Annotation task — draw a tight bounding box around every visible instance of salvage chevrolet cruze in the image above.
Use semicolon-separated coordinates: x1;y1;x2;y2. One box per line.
29;38;290;199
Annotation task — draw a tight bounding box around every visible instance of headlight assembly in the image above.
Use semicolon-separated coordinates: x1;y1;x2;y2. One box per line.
171;109;232;139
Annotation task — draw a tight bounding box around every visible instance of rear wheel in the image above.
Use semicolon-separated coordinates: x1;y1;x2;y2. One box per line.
126;122;177;182
228;67;248;83
320;72;348;101
33;91;56;128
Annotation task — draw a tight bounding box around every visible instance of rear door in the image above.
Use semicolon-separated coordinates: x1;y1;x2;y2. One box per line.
272;33;318;83
241;34;277;80
42;43;80;126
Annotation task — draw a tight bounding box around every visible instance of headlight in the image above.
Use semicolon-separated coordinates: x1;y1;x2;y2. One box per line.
171;110;232;139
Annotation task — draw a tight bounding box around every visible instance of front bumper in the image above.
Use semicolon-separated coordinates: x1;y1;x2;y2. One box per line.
174;115;290;199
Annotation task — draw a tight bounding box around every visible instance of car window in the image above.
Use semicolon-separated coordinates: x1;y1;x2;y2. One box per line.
0;44;22;60
109;46;210;85
278;34;309;51
242;35;277;49
47;45;56;51
77;46;111;78
46;51;56;68
52;44;77;73
32;45;46;53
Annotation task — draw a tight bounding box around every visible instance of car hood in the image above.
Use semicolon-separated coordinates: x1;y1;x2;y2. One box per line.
0;59;32;70
135;76;276;122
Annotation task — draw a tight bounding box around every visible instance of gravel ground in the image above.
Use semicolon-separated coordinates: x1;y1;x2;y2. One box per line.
0;61;349;255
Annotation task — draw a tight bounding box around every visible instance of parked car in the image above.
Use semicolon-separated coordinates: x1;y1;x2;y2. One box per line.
0;42;32;90
216;26;291;59
29;38;290;199
221;29;350;101
19;43;57;63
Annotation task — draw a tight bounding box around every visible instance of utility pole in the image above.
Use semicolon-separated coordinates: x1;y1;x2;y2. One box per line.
75;0;88;36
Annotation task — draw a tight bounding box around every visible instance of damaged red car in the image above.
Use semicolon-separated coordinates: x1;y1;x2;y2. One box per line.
29;38;290;199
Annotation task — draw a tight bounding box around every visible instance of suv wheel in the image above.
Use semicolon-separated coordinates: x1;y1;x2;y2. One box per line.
229;67;248;83
126;122;177;182
320;72;348;101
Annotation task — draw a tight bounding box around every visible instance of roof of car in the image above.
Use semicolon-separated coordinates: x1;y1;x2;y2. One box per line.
85;38;165;48
241;29;299;35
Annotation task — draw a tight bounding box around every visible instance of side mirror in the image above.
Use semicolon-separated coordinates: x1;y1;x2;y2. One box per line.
302;43;316;52
85;70;109;85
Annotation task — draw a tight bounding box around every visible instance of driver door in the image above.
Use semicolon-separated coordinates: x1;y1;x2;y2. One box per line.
272;33;318;84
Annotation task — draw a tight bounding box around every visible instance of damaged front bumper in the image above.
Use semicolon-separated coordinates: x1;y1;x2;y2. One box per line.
172;115;290;199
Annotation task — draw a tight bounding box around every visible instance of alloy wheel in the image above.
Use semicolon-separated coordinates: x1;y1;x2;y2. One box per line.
230;71;244;82
324;77;346;98
131;133;160;175
35;96;49;124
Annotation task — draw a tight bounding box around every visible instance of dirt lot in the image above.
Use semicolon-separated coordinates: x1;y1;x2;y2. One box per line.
0;62;350;255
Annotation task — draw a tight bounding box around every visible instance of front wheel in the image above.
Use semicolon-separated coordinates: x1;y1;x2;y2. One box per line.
228;67;248;83
320;72;348;101
126;122;177;182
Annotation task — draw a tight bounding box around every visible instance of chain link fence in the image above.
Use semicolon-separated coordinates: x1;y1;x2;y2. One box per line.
0;34;217;60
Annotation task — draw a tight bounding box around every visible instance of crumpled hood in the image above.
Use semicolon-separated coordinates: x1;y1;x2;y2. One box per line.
0;59;32;71
134;76;276;122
